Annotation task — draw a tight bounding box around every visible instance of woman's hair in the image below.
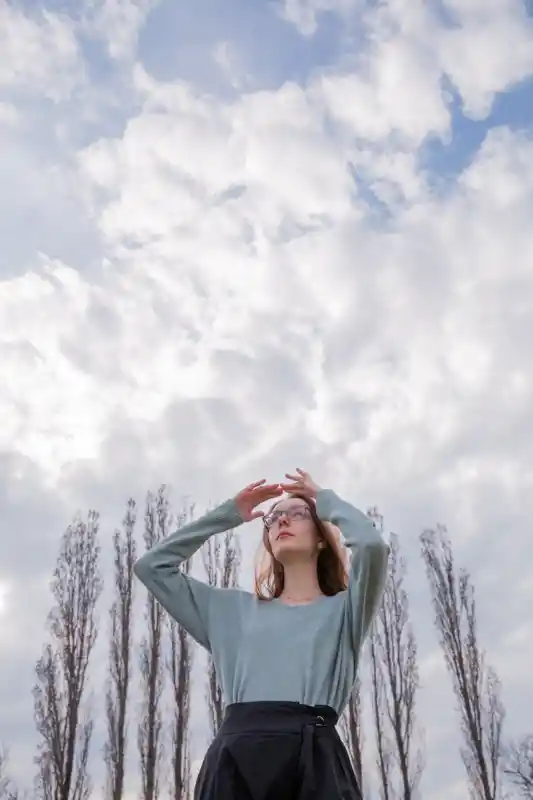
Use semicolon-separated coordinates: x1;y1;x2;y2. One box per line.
254;492;349;601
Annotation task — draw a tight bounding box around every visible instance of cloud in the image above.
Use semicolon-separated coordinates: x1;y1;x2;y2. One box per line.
0;1;83;100
283;0;533;124
437;0;533;117
213;40;251;90
1;0;533;797
79;0;158;61
277;0;361;36
0;102;19;126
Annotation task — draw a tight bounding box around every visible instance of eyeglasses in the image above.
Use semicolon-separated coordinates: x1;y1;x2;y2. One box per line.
264;505;312;529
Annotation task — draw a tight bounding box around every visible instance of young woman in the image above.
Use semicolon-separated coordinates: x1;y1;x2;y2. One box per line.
134;468;389;799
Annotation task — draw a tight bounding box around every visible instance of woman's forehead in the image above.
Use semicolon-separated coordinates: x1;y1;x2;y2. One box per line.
271;496;307;511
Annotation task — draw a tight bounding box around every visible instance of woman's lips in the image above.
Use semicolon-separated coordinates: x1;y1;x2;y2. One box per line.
277;531;294;539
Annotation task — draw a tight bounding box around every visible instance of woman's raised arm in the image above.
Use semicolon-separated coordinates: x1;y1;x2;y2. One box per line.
133;480;283;650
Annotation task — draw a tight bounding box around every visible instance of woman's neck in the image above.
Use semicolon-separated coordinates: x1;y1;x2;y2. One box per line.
280;561;323;602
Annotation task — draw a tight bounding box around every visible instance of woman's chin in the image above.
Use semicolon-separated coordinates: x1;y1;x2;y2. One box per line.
273;545;311;564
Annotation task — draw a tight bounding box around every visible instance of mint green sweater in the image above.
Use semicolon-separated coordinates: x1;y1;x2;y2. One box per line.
134;489;388;715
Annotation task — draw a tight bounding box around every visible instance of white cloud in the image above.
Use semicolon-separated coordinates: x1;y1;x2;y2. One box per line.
277;0;361;36
0;1;83;99
0;259;108;479
437;0;533;117
284;0;533;122
79;0;158;61
2;1;533;798
79;65;357;249
213;41;251;90
314;48;450;147
0;102;19;126
0;581;9;616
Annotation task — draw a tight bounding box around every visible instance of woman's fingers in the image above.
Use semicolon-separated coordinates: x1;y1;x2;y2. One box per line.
280;482;306;494
253;483;283;501
285;473;301;482
244;485;281;515
246;474;309;494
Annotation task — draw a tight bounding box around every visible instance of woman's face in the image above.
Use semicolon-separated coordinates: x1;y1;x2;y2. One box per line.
265;497;322;564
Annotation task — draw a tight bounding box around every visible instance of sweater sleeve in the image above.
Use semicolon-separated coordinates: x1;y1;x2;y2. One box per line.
133;497;244;651
316;488;389;653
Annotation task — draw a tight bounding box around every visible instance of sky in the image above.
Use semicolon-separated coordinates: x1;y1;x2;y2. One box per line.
1;0;533;797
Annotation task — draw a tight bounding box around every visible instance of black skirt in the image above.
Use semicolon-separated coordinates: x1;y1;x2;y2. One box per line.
194;701;362;800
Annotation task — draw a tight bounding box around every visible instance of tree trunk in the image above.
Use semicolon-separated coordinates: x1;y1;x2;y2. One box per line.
368;510;424;800
167;505;194;800
138;487;167;800
371;630;393;800
104;498;137;800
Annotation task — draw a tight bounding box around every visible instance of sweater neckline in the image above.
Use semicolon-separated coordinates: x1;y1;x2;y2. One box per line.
273;594;329;608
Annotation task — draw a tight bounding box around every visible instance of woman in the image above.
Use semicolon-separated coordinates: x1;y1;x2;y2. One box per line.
134;468;389;799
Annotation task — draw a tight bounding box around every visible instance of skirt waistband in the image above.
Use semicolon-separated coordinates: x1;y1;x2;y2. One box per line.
220;701;338;735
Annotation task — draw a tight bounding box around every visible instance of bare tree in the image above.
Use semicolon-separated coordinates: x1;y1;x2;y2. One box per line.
338;679;364;795
138;487;167;800
371;629;393;800
0;745;20;800
167;506;194;799
33;512;102;800
104;498;137;800
420;525;505;800
368;513;424;800
503;735;533;798
202;527;241;738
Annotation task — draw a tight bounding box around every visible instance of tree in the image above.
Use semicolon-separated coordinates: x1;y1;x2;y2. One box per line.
138;487;167;800
369;516;424;800
0;745;20;800
104;498;137;800
371;630;393;800
420;525;505;800
33;512;102;800
201;527;241;738
167;506;194;800
503;735;533;797
338;679;364;795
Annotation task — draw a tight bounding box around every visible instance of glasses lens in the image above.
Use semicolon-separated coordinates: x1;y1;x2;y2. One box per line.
266;506;309;528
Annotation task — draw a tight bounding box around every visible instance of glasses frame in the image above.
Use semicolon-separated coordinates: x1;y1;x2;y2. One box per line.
263;504;312;530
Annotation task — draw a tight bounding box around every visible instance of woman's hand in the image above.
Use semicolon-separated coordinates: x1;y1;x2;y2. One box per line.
234;480;283;522
281;468;322;500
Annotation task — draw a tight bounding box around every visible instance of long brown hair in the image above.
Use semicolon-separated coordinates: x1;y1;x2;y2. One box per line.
254;492;349;601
